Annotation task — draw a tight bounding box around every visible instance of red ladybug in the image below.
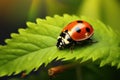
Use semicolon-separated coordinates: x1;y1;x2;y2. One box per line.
56;20;94;49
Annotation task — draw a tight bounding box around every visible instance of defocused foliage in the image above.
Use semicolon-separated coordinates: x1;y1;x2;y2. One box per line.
0;0;120;43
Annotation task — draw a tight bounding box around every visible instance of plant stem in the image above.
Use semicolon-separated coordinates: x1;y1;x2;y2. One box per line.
48;62;80;77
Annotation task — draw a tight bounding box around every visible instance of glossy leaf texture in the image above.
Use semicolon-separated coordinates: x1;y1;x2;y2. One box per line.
0;14;120;76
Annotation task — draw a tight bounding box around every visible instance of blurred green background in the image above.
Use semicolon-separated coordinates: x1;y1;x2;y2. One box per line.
0;0;120;44
0;0;120;80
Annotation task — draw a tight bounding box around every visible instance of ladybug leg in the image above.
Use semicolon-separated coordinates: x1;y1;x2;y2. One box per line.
70;42;76;53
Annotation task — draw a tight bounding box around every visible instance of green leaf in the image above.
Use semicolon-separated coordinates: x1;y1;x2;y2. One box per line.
0;14;120;76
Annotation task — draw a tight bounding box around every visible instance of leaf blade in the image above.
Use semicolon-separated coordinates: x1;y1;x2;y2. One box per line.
0;14;119;77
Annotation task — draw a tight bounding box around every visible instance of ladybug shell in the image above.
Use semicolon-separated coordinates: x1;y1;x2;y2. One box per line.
62;20;94;41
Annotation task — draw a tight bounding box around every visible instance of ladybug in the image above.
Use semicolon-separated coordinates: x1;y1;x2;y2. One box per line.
56;20;94;49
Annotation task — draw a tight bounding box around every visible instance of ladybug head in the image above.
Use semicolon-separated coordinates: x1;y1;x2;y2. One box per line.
56;31;73;49
56;36;65;49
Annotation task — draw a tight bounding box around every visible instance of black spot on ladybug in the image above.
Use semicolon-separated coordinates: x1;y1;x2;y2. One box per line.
60;32;66;38
65;30;68;32
76;29;81;33
67;38;72;42
86;27;90;32
57;38;61;42
75;27;81;33
77;20;83;23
